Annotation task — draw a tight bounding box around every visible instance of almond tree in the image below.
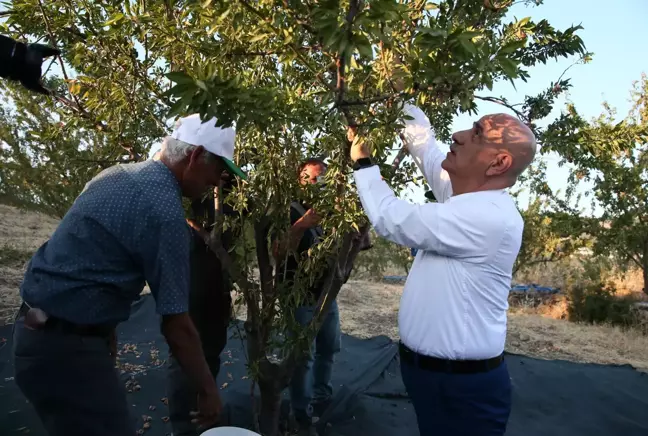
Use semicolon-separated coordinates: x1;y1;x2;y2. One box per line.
2;1;587;433
542;74;648;294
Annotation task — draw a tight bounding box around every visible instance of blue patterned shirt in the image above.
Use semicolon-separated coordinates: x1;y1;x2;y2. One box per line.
20;160;191;325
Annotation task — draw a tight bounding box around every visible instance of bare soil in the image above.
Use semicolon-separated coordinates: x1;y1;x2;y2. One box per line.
2;204;648;371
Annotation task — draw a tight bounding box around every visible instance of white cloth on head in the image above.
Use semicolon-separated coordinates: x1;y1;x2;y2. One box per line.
171;114;236;161
353;103;523;360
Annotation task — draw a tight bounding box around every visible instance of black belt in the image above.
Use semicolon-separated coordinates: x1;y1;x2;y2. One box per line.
18;303;115;338
399;342;504;374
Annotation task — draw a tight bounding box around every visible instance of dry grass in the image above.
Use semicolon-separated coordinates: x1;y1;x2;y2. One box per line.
2;203;648;371
507;312;648;372
0;204;60;252
515;258;645;297
337;280;401;340
0;204;60;323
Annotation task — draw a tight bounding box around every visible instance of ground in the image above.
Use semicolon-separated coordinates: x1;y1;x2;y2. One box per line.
2;204;648;371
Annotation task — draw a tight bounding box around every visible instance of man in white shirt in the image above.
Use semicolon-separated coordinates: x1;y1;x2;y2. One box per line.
349;102;536;436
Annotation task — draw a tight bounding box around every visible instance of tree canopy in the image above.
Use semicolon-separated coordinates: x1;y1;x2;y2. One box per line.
0;1;594;433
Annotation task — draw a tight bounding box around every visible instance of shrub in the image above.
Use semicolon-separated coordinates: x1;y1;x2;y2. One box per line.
567;281;640;328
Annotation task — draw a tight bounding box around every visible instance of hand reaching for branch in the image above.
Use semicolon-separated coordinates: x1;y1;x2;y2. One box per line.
295;209;321;229
349;127;370;163
187;219;210;244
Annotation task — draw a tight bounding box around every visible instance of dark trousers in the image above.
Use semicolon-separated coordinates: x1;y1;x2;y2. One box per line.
401;353;512;436
166;233;231;436
12;319;133;436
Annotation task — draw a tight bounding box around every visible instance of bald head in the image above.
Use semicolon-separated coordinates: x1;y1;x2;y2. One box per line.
442;112;537;195
479;113;537;178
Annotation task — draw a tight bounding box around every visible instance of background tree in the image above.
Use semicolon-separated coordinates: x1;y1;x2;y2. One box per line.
542;74;648;295
2;1;587;434
513;197;591;277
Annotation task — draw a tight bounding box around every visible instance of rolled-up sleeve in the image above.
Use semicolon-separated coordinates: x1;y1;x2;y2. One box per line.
354;166;497;261
138;219;191;315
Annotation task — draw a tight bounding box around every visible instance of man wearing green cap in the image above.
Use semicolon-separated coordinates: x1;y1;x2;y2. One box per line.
13;114;245;436
159;115;247;434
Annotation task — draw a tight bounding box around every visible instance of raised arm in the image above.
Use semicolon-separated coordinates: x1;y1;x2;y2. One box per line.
401;103;453;203
354;166;501;260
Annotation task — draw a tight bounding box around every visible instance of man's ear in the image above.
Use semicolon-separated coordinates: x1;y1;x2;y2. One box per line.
188;145;205;165
486;152;513;177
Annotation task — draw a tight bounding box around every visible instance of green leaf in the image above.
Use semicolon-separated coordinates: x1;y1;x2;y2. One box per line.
457;31;480;40
459;38;477;55
355;34;373;58
195;80;208;91
104;13;124;26
425;2;439;10
417;28;447;38
518;17;531;27
498;57;519;78
166;72;194;85
499;39;527;55
167;99;186;119
249;33;270;43
484;75;493;91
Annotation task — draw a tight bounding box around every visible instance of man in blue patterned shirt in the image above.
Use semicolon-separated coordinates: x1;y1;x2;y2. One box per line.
12;114;246;436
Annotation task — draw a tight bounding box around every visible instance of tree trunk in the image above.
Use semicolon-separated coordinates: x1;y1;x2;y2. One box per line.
258;380;282;436
642;239;648;296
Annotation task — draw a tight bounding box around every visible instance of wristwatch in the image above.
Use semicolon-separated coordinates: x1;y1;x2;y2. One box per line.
352;157;375;171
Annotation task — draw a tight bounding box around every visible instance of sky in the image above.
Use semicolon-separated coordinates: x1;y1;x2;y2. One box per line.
409;0;648;209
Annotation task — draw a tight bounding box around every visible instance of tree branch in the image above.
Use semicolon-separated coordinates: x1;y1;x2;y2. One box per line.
70;157;138;165
338;91;410;107
335;0;361;106
391;133;410;169
225;45;322;57
237;0;334;92
474;95;527;121
37;0;81;108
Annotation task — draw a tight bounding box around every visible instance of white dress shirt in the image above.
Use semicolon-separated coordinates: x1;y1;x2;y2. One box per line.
353;103;523;360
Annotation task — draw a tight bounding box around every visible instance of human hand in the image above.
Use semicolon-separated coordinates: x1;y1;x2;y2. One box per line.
349;129;370;163
191;388;223;429
186;219;210;243
295;208;321;229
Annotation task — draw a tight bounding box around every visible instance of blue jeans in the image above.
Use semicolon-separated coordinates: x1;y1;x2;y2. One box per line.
401;355;512;436
289;300;341;419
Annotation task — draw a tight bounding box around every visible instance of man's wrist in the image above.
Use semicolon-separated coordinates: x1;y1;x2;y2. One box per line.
352;157;375;171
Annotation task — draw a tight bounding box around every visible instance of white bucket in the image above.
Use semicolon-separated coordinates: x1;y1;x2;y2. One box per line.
200;427;261;436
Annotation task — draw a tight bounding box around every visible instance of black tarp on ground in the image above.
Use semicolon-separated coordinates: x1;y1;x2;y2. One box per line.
1;295;648;436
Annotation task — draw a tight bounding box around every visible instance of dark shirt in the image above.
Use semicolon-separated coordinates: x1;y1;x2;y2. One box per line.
21;160;191;325
276;202;328;302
